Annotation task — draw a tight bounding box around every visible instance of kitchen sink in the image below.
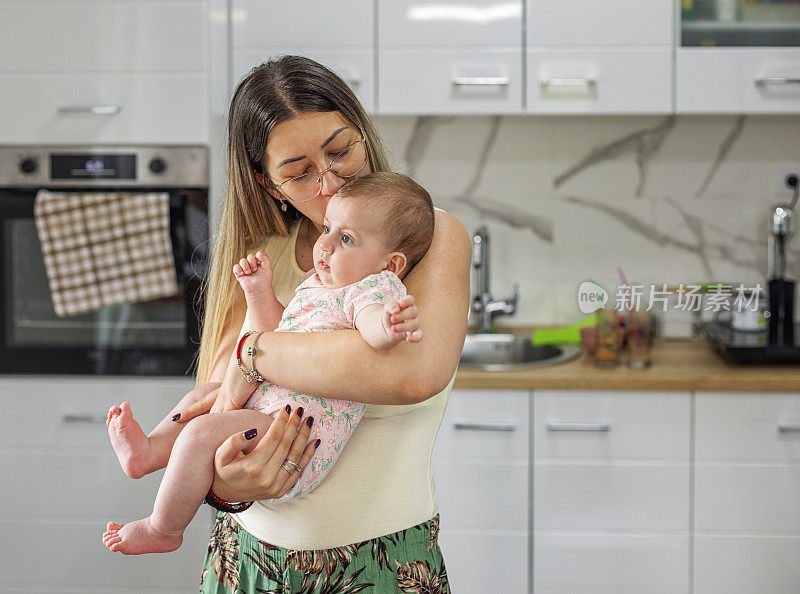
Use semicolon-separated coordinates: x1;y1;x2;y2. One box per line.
459;332;583;371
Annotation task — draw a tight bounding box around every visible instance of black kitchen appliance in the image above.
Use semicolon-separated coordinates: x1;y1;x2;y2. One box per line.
0;145;208;375
704;175;800;364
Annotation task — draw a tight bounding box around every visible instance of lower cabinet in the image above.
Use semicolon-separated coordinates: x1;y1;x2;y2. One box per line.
0;376;212;593
432;389;531;594
533;390;691;594
694;391;800;594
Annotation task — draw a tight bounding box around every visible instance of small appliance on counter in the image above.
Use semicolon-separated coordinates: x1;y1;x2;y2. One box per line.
704;174;800;364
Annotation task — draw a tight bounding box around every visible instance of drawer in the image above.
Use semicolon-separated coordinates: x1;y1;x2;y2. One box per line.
695;464;800;532
527;0;672;46
0;3;205;72
378;50;523;114
433;389;530;460
232;0;372;48
233;49;375;112
438;530;528;594
0;515;212;591
677;48;800;114
526;48;672;114
534;532;689;594
694;536;800;594
379;0;522;47
533;391;690;460
695;392;800;462
0;377;194;449
433;459;528;530
534;463;690;531
0;75;208;144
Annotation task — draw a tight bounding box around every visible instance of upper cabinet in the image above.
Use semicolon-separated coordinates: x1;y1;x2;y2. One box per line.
526;0;674;114
231;0;375;111
0;2;208;144
377;0;524;114
677;0;800;113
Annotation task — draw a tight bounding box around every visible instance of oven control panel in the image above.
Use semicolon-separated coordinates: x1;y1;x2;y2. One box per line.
0;146;208;188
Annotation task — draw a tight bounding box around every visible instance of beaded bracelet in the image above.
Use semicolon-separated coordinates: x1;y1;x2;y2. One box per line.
204;487;253;513
236;331;266;386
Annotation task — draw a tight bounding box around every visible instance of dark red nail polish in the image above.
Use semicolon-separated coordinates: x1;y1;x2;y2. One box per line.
314;439;321;448
306;416;314;428
297;407;304;418
244;428;257;440
285;405;291;414
171;413;181;421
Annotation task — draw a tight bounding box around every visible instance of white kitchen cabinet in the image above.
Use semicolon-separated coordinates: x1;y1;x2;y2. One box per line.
230;0;374;111
677;48;800;113
0;376;213;593
532;390;691;594
0;1;208;144
526;0;673;114
378;0;523;114
694;391;800;594
432;389;530;594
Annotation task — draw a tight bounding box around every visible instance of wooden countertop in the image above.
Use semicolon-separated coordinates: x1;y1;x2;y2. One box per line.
454;339;800;391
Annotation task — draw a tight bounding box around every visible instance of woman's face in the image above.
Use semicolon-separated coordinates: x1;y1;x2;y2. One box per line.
262;111;372;227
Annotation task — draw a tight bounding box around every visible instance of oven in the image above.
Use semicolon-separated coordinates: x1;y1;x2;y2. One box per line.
0;145;208;375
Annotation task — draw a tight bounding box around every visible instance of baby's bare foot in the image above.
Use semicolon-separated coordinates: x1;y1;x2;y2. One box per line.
107;401;152;479
102;519;182;555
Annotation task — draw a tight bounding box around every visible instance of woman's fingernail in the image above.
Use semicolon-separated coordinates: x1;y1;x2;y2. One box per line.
171;413;181;421
244;428;258;440
296;407;304;418
306;416;314;428
285;405;291;414
314;439;321;449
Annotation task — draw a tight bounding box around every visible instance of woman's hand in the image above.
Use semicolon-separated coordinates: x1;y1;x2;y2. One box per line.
211;404;318;502
177;353;257;423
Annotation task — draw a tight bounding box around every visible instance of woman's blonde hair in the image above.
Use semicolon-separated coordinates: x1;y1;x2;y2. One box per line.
195;55;390;384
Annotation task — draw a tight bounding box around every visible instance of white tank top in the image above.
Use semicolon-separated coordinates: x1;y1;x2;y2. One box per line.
231;218;455;550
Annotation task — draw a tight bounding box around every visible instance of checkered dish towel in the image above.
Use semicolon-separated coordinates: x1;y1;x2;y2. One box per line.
34;190;180;316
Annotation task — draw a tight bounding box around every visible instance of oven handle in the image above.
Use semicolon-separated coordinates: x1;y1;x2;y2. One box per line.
57;105;121;115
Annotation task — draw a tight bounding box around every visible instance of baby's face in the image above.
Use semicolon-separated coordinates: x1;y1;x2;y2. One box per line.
312;195;392;289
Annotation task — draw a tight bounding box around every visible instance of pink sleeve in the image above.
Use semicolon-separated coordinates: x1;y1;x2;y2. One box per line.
342;271;407;326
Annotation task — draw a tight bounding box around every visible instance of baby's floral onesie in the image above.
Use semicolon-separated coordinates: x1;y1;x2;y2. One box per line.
244;269;406;502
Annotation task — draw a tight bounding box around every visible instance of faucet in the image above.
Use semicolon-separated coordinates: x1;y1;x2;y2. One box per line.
471;225;519;333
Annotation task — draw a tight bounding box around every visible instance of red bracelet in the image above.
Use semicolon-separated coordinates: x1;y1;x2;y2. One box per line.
204;487;253;513
236;331;265;386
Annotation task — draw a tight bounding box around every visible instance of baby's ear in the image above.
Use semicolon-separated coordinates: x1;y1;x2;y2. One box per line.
383;252;407;277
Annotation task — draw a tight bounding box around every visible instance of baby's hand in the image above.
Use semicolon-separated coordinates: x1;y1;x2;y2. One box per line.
233;251;273;296
382;295;422;343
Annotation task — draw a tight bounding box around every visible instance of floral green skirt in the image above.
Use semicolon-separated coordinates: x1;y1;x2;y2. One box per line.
199;511;450;593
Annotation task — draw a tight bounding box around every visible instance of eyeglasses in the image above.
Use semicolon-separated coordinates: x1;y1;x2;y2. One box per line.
269;138;368;204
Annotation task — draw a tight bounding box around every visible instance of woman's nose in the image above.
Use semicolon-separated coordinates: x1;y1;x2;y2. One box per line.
319;169;345;198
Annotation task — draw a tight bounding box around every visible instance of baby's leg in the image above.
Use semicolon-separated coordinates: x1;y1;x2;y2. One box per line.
107;384;219;479
103;409;273;555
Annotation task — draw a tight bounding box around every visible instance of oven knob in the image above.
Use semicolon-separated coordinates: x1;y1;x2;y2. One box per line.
19;158;37;174
149;157;167;174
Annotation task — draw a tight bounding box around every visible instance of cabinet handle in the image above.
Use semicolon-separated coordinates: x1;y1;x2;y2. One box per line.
546;421;611;432
453;421;516;432
777;423;800;433
63;413;106;424
451;77;510;87
754;77;800;86
539;78;597;88
58;105;121;115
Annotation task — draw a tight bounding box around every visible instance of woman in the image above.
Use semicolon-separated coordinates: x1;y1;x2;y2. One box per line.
187;56;470;593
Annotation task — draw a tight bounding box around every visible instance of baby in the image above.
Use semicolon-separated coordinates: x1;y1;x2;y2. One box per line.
102;171;435;555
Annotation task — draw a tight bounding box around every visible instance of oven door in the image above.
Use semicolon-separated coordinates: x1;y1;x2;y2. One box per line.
0;188;207;375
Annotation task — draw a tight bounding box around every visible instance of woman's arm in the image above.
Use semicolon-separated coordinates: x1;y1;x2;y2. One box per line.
240;211;470;405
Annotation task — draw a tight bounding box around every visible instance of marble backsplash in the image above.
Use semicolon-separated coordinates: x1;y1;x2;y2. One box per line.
372;115;800;326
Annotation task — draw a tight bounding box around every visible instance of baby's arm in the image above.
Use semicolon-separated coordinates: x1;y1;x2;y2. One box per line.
234;250;284;331
355;295;422;350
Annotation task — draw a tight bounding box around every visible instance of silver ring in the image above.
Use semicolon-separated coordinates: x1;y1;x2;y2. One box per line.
284;459;302;472
281;462;295;475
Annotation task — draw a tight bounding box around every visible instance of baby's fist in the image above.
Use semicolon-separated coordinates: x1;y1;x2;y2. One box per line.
233;251;273;295
382;295;422;343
